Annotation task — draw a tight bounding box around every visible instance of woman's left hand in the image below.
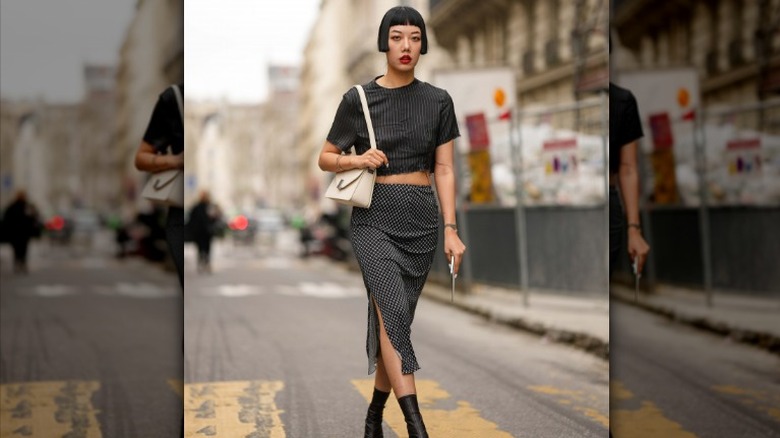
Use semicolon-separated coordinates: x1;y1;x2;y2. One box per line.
627;229;650;275
444;229;466;276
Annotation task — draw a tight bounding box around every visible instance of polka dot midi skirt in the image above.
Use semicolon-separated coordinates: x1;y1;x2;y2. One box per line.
350;183;439;375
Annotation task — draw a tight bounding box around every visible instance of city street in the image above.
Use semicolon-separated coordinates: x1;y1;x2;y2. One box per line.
611;301;780;437
184;233;609;437
0;233;182;437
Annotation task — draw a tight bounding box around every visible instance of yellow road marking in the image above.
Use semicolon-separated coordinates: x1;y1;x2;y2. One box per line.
610;379;698;438
184;380;285;438
0;380;101;438
528;385;609;427
352;379;513;437
612;401;698;438
610;380;634;401
712;385;780;422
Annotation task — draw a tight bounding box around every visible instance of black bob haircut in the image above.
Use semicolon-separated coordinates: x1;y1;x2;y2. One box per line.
377;6;428;55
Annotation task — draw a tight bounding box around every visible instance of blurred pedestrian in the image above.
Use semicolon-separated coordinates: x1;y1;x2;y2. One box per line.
318;6;465;437
2;190;41;274
186;190;221;273
134;83;185;288
609;80;651;277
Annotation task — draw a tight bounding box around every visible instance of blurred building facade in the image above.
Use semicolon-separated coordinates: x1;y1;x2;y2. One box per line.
114;0;184;219
430;0;609;106
1;0;183;222
0;65;117;218
612;0;779;106
184;65;300;218
184;100;264;216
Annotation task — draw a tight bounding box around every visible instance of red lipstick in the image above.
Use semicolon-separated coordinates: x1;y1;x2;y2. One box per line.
400;55;412;64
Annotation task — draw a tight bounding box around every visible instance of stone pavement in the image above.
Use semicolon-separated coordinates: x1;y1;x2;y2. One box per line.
611;283;780;355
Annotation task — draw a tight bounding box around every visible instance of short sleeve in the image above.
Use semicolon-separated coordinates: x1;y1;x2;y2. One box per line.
620;90;643;146
436;91;460;146
326;90;361;152
143;86;183;154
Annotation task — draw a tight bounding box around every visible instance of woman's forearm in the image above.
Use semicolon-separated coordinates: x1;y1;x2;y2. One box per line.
618;166;641;226
135;142;180;172
318;151;358;173
434;166;457;225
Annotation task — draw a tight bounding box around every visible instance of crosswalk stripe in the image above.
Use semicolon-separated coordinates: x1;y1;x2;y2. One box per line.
183;380;285;438
610;379;697;438
352;379;513;437
0;380;102;437
13;283;178;299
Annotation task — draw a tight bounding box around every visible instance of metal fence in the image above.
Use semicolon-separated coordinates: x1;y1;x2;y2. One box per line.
612;100;780;297
429;95;610;297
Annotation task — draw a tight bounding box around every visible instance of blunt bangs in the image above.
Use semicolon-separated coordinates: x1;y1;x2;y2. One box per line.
377;6;428;54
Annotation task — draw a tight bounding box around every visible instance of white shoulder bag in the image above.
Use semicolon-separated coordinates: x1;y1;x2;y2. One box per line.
141;84;184;207
324;85;377;208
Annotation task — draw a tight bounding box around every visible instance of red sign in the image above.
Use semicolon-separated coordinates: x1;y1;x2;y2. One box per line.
726;139;760;150
542;139;577;150
465;113;490;151
648;112;674;150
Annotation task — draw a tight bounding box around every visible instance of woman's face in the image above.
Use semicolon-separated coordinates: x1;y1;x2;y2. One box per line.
385;24;422;72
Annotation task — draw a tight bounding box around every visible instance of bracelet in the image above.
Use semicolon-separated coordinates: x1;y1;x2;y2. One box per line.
628;223;641;230
336;155;345;171
444;223;458;232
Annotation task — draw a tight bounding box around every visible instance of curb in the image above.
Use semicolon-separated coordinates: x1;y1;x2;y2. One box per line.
610;289;780;357
423;285;610;361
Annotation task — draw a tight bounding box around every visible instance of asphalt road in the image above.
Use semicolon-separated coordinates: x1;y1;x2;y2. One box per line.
611;300;780;438
0;236;182;437
184;237;609;437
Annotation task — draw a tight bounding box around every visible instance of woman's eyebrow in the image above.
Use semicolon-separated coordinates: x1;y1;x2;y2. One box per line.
390;29;421;35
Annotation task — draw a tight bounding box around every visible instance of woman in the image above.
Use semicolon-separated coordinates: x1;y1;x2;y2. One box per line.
609;81;651;278
134;83;185;288
318;7;465;438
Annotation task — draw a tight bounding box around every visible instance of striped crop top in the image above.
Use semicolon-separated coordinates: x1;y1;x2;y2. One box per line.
326;77;460;176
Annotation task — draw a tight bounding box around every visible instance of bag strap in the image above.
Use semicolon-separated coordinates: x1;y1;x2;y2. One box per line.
354;85;377;150
171;84;184;122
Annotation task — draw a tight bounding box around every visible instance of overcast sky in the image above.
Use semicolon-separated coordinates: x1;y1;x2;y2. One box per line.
0;0;136;103
0;0;320;104
185;0;320;103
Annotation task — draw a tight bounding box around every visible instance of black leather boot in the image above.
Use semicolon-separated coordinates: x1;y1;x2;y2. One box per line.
364;387;391;438
398;394;428;438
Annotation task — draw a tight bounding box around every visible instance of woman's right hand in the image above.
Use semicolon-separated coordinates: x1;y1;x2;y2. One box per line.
168;153;184;170
355;149;389;170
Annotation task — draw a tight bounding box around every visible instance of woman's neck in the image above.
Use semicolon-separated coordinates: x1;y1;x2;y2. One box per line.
377;69;415;88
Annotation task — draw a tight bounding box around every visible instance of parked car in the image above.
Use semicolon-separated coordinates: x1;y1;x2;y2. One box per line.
228;214;257;245
45;209;101;245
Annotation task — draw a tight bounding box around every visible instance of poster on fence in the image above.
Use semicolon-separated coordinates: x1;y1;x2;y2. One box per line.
647;111;680;204
542;139;578;178
726;139;762;177
432;67;515;205
464;112;495;203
